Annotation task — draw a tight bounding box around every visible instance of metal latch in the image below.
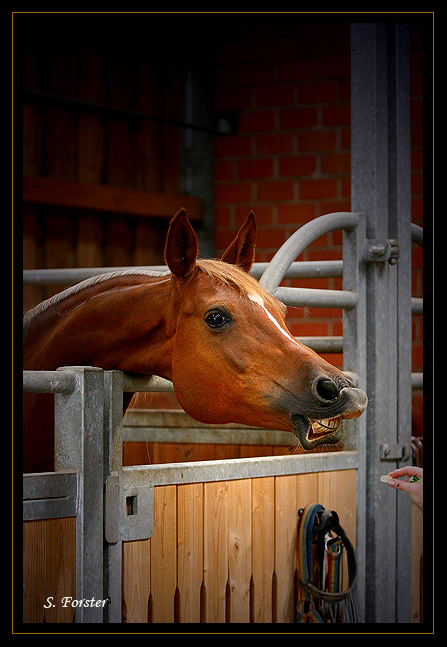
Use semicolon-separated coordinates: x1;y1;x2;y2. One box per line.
380;443;411;461
365;239;399;264
105;473;154;544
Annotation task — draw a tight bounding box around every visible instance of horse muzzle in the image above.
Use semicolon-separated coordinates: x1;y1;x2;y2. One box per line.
291;381;368;450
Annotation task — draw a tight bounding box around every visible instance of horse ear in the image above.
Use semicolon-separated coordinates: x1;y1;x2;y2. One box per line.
221;211;256;272
165;209;198;279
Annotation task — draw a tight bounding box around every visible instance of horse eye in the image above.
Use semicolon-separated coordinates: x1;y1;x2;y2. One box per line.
205;309;230;329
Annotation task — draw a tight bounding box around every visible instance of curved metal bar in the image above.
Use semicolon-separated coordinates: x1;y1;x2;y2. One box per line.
411;223;423;247
259;212;359;294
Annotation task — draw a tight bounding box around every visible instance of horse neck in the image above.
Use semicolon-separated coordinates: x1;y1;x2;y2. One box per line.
23;275;175;379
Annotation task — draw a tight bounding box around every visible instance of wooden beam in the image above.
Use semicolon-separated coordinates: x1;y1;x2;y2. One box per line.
23;175;203;220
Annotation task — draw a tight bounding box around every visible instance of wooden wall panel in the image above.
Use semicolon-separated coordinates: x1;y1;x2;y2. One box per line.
22;37;189;315
22;517;76;623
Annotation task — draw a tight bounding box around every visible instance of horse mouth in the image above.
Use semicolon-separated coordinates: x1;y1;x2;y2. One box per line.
291;414;342;450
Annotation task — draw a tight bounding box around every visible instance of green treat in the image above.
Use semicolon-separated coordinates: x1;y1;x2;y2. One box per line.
409;475;419;483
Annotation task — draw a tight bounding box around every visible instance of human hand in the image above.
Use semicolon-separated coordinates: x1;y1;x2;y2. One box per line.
381;466;423;512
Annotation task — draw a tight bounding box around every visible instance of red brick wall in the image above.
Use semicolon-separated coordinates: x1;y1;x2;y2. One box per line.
213;21;424;435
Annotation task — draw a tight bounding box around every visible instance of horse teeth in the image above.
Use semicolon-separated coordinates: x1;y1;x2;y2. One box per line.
310;417;341;434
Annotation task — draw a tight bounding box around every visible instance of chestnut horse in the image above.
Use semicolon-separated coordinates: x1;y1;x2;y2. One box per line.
23;210;367;473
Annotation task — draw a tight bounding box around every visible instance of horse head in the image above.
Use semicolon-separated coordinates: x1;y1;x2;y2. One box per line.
164;209;367;450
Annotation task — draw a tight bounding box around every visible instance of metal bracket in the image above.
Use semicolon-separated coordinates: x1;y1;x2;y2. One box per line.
380;443;411;461
365;239;399;264
105;473;154;543
120;483;154;542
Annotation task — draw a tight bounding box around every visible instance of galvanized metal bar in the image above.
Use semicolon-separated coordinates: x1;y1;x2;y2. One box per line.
276;286;358;309
259;212;358;294
411;297;423;315
252;260;343;279
102;370;125;623
411;223;423;246
122;450;358;488
298;336;343;353
23;496;77;521
122;374;174;392
411;372;423;390
22;260;344;285
390;23;413;624
23;471;79;521
54;366;105;623
22;266;169;284
352;22;396;624
23;369;77;394
122;425;292;446
351;22;412;623
341;209;368;618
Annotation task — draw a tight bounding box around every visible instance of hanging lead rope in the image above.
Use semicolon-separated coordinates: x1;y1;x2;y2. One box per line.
296;503;325;623
296;503;363;623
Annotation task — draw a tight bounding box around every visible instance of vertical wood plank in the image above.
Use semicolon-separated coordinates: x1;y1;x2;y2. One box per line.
134;61;163;192
228;479;252;623
177;483;204;623
317;470;356;546
274;475;298;623
251;476;275;623
203;481;229;623
317;470;357;590
296;472;319;509
122;538;151;623
44;43;78;298
150;485;177;622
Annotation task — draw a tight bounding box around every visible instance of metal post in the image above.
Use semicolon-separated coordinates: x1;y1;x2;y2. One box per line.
351;23;412;623
54;366;105;623
103;370;125;623
342;212;367;617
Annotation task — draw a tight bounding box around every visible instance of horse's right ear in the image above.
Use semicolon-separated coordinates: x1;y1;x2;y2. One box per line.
165;209;198;279
221;211;256;272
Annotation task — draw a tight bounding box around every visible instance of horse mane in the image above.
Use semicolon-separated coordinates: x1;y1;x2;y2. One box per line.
23;260;282;329
23;268;170;327
196;259;282;313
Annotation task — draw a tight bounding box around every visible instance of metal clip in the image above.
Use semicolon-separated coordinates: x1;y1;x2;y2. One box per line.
388;239;399;265
365;239;399;264
380;443;411;461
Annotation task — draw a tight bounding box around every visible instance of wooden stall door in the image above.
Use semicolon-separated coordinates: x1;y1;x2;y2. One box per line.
122;469;357;624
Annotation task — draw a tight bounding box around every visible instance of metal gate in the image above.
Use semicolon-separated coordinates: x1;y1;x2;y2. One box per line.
21;23;423;624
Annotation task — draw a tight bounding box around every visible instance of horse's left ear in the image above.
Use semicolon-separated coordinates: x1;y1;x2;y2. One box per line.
165;209;198;279
221;211;256;272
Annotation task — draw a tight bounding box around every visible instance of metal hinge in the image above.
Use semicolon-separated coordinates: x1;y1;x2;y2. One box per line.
379;443;411;461
365;239;399;264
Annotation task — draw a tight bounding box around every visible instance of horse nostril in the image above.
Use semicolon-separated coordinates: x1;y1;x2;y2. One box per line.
313;377;340;403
